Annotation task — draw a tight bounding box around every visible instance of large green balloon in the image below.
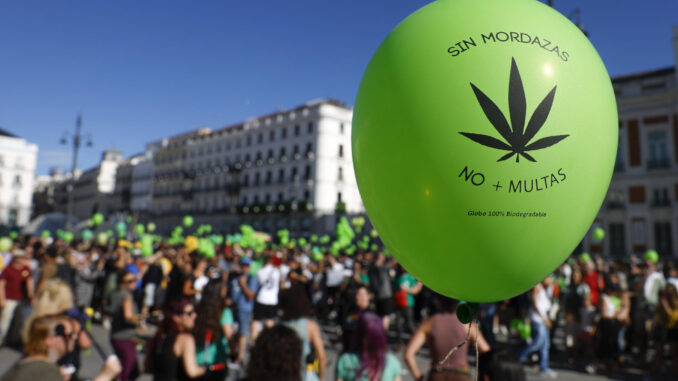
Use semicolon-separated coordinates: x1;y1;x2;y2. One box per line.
0;237;12;252
352;0;617;302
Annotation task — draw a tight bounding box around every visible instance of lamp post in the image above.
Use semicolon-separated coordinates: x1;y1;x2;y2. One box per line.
61;113;93;230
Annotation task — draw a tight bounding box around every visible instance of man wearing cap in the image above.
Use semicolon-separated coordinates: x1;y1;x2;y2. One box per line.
0;249;34;345
229;257;258;367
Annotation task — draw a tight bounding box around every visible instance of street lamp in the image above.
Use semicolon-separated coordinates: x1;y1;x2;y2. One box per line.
60;113;93;230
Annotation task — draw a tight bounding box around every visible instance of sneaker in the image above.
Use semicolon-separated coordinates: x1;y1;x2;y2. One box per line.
584;364;595;374
540;369;557;379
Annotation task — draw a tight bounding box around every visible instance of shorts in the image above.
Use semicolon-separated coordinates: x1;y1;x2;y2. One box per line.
375;297;393;317
253;302;278;321
237;309;252;335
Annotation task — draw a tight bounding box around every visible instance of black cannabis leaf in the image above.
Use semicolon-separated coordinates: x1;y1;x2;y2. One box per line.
460;57;568;163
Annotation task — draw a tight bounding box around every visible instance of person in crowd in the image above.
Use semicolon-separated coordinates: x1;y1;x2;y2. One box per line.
518;276;557;378
146;298;210;381
193;278;232;381
245;325;302;381
342;286;373;352
21;280;92;381
2;314;121;381
394;265;422;350
651;283;678;378
279;285;326;381
252;252;280;342
337;311;402;381
405;294;490;381
368;252;394;331
0;249;34;346
106;270;145;381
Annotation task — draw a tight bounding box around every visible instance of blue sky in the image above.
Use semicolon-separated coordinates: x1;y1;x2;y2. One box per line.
0;0;676;175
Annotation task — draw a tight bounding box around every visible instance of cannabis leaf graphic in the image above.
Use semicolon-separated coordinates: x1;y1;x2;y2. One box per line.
460;57;568;162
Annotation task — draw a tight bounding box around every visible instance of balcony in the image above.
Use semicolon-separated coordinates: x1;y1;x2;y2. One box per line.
647;158;670;170
606;201;625;210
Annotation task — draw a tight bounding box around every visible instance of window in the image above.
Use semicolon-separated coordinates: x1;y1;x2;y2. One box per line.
294;125;300;136
304;190;310;200
243;174;249;187
236;139;241;148
652;188;670;207
267;149;274;161
282;128;287;139
337;192;342;202
257;133;263;144
338;167;343;181
304;165;311;180
654;222;672;257
265;171;272;185
254;172;260;186
277;192;284;202
245;153;251;163
254;195;260;203
293;145;299;156
278;169;285;183
307;122;313;134
609;223;626;256
279;147;286;158
340;123;345;134
256;152;262;162
291;167;298;181
247;136;252;146
648;131;669;169
632;219;645;245
305;142;313;154
0;155;3;167
269;130;275;141
13;175;21;186
265;194;271;203
629;186;645;203
339;145;344;158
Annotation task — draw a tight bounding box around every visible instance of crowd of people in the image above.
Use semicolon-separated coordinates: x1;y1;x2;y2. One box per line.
0;233;676;380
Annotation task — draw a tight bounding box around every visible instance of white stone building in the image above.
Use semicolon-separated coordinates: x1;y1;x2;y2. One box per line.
130;142;160;214
0;128;38;226
72;148;123;219
184;99;363;233
586;26;678;258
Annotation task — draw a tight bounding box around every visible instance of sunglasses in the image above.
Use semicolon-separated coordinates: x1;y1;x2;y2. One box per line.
54;323;76;340
182;309;197;317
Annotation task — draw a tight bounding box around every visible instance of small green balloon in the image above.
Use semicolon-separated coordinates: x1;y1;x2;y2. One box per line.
92;213;105;226
81;229;93;241
644;249;659;264
63;232;74;243
592;227;605;242
115;221;127;232
41;230;51;238
9;232;18;239
147;222;156;233
312;251;324;262
183;215;194;228
352;0;618;302
135;224;145;235
126;216;132;224
141;234;154;257
0;237;12;252
96;232;108;246
579;252;592;263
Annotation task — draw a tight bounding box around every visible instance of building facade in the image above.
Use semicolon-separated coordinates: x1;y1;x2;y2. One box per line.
72;148;123;219
0;128;38;227
587;26;678;258
130;143;160;215
183;99;362;234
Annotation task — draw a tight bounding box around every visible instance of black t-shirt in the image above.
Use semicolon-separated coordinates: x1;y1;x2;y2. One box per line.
143;264;163;286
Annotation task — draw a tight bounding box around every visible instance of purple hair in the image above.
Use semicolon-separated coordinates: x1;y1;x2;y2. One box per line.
350;312;387;381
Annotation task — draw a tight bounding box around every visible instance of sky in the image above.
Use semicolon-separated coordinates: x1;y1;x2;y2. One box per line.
0;0;676;175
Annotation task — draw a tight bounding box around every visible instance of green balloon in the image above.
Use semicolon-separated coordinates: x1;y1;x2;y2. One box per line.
352;0;617;302
81;229;93;241
135;224;145;235
96;232;108;246
592;227;605;242
183;215;194;227
644;249;659;264
63;232;74;243
41;230;51;238
115;221;127;232
312;251;324;262
579;252;592;263
0;237;12;252
147;222;156;233
141;234;154;257
92;213;105;226
126;216;132;224
9;232;18;239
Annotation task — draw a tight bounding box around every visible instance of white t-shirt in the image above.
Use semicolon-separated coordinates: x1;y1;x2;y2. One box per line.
529;283;552;324
644;271;666;307
326;262;346;288
256;264;281;305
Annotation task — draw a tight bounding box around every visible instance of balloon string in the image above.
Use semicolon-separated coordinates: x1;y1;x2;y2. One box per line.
438;319;472;366
475;319;479;381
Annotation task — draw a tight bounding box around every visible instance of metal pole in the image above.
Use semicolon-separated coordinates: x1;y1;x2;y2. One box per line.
66;114;82;231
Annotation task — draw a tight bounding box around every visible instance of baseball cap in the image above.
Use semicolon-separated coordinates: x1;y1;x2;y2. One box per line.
241;257;252;266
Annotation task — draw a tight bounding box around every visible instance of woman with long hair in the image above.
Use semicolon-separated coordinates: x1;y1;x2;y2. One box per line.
279;286;326;380
22;280;93;381
145;298;207;381
246;325;302;381
405;294;491;381
193;278;232;381
337;311;402;381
